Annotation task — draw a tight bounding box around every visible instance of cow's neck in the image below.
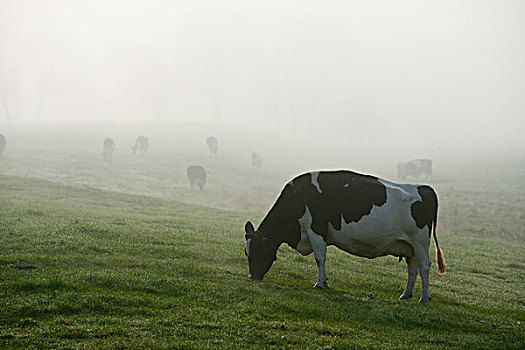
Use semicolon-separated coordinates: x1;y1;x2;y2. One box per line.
258;219;300;250
257;182;303;249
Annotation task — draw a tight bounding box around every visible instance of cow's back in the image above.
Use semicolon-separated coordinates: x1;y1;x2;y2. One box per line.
187;165;206;181
291;172;426;258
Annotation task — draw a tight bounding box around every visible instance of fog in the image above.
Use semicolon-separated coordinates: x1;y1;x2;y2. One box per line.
1;0;524;157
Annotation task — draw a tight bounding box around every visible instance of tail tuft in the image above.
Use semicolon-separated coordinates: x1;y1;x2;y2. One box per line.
436;248;446;275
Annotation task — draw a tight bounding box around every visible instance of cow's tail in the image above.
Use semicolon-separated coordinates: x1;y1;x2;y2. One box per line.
432;191;446;275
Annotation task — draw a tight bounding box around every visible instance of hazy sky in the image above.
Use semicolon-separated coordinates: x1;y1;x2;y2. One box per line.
1;0;524;151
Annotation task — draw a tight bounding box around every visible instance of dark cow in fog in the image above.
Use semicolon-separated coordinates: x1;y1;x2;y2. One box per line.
186;165;207;191
251;152;262;169
132;135;149;155
103;138;116;161
244;170;445;302
206;136;218;155
397;159;433;180
0;133;5;157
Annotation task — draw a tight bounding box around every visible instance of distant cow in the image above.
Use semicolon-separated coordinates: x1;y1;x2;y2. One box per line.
103;138;116;161
244;170;445;302
412;159;433;179
397;159;433;180
206;136;218;155
0;133;5;157
132;136;149;155
186;165;207;191
397;162;418;180
251;152;262;169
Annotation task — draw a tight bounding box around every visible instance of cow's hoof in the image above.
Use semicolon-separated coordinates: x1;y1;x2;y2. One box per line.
314;281;328;289
419;296;431;303
399;294;413;300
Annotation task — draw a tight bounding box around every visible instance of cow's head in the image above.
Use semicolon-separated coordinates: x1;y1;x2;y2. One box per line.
244;221;276;280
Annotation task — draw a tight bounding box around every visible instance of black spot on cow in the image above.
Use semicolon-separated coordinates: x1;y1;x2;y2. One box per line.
294;171;387;239
410;185;438;235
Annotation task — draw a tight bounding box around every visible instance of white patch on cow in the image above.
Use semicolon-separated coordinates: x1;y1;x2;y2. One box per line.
295;207;314;255
245;238;252;257
324;178;422;259
311;171;322;193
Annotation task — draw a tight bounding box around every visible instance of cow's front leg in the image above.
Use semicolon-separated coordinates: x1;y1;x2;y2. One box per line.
307;231;328;288
399;256;418;300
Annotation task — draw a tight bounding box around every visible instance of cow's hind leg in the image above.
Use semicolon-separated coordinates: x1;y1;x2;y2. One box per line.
307;230;328;288
414;246;432;302
399;257;418;300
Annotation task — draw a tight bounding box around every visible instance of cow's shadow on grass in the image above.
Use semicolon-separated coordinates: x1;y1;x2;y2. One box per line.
253;278;502;337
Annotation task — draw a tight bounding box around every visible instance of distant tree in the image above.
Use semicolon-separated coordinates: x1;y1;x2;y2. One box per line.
35;74;58;122
0;74;11;122
0;64;13;122
0;63;22;123
147;80;172;120
130;61;176;120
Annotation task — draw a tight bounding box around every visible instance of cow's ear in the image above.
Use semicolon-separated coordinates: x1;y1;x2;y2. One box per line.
245;221;255;234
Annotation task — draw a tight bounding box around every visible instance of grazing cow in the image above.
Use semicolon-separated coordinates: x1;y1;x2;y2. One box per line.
132;135;149;155
412;159;433;179
243;170;445;302
103;138;116;161
397;162;418;180
0;133;5;157
206;136;218;155
397;159;433;180
186;165;207;191
251;152;262;169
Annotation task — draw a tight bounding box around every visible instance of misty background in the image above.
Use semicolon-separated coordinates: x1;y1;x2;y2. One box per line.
1;0;524;157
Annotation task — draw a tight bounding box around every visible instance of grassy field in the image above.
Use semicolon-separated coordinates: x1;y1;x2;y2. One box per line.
1;123;524;349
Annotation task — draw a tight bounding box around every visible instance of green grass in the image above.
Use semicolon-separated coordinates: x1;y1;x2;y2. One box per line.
0;124;524;349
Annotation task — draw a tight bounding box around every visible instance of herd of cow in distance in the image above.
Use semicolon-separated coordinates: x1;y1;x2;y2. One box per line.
98;135;262;191
1;130;444;302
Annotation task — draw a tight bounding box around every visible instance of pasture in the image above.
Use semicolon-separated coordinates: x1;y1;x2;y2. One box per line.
0;123;524;349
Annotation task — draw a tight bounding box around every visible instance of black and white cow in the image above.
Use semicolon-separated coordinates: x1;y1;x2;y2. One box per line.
103;138;116;161
0;133;6;157
186;165;207;191
206;136;218;155
251;152;262;169
132;135;149;155
244;170;446;302
397;159;433;180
